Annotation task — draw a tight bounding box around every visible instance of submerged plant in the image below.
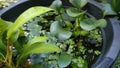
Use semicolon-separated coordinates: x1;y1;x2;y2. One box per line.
0;0;107;68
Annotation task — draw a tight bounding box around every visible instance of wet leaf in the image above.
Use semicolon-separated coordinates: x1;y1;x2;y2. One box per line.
50;21;72;40
66;8;86;17
50;0;62;11
69;0;88;9
80;18;107;31
58;53;71;67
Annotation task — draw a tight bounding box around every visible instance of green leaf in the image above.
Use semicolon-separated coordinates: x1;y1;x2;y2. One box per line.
0;39;6;51
0;18;12;38
7;6;54;39
66;8;86;17
50;0;62;11
0;18;18;43
18;42;61;63
80;18;107;31
61;12;75;21
69;0;88;9
0;52;5;62
13;36;28;53
50;21;72;40
24;36;48;50
102;3;117;16
111;0;120;13
0;18;7;38
55;12;75;22
10;29;20;43
58;53;71;67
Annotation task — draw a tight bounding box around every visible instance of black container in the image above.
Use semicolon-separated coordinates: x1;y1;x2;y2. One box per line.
0;0;120;68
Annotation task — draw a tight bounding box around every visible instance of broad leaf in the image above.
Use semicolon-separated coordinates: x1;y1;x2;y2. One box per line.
50;0;62;11
58;53;71;67
10;29;20;43
0;18;12;38
80;18;107;31
7;6;54;39
102;3;117;16
1;20;19;43
66;8;86;17
50;21;72;40
18;42;61;63
23;36;48;50
69;0;88;9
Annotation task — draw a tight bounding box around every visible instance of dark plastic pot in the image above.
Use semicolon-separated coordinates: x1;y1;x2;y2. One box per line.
0;0;120;68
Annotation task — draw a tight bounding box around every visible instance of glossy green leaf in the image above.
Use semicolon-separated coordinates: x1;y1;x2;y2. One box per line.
0;18;12;38
102;3;117;16
58;53;71;67
0;18;18;43
18;42;61;63
50;21;72;40
24;36;48;50
80;18;107;31
10;29;20;43
66;8;86;17
7;6;54;39
69;0;88;9
50;0;62;11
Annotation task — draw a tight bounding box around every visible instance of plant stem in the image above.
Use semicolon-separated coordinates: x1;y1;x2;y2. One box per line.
5;39;13;68
16;62;19;68
75;17;80;29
